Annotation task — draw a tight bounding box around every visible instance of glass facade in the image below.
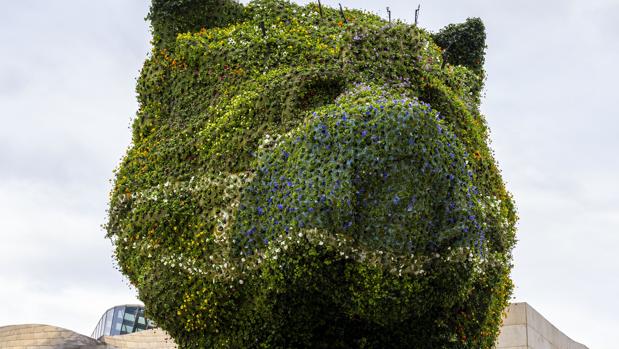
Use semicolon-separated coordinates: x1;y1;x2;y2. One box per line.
91;305;156;339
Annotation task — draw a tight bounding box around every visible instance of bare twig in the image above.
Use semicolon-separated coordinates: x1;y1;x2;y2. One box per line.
414;5;420;26
338;3;347;23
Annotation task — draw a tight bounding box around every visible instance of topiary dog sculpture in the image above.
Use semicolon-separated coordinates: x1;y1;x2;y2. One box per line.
107;1;517;347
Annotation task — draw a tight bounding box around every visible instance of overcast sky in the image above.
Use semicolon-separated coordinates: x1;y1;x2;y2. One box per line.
0;1;617;348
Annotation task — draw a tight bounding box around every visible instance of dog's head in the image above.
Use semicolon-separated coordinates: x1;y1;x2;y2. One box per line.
107;1;516;347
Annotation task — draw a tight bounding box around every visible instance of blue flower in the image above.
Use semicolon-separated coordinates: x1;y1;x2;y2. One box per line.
277;204;284;210
393;195;401;205
257;207;264;215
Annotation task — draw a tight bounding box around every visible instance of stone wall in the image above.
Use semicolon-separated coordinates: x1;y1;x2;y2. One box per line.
497;303;589;349
101;328;176;349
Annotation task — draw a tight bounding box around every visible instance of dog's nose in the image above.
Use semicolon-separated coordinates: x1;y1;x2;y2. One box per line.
235;94;483;256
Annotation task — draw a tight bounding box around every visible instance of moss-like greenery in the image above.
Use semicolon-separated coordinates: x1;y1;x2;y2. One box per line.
107;1;517;347
148;0;245;48
432;17;487;74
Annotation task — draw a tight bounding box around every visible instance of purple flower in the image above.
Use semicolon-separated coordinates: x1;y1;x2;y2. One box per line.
393;195;401;205
407;202;414;212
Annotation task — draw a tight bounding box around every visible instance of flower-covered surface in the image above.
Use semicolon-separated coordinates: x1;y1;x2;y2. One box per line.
107;0;517;347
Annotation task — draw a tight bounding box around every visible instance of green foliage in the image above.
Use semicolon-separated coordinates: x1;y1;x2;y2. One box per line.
147;0;245;48
107;1;516;348
432;17;487;74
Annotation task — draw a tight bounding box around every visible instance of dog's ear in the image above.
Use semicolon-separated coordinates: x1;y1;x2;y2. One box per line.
148;0;245;48
432;17;486;74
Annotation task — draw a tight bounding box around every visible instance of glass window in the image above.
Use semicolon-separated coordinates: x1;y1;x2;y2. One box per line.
124;312;136;322
104;308;114;336
111;307;124;335
137;308;146;325
121;324;134;334
93;305;153;338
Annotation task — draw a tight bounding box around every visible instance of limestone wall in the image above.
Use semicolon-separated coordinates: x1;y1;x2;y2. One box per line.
101;328;176;349
497;303;589;349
